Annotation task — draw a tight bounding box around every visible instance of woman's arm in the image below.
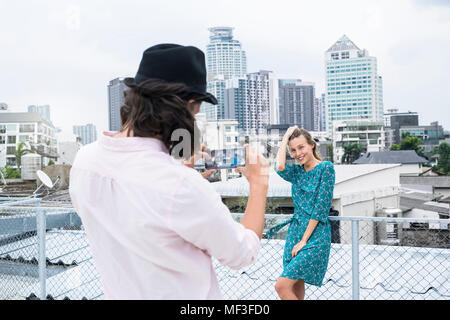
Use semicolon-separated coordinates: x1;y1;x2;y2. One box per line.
302;219;319;243
291;219;319;257
276;139;288;172
276;126;297;171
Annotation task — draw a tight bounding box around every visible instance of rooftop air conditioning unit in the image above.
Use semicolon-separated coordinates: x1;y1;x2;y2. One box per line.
21;153;41;180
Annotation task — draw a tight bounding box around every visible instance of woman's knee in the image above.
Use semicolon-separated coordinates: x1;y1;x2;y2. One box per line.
275;278;291;294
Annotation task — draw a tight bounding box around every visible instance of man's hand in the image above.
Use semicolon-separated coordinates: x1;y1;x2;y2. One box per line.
182;145;216;179
235;144;269;187
200;169;216;179
182;145;210;168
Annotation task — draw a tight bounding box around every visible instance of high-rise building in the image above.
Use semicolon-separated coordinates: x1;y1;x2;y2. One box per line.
225;70;278;135
202;27;247;121
314;97;321;132
278;79;315;131
320;93;327;132
73;123;97;145
28;105;50;121
325;35;384;135
204;76;226;120
108;78;126;131
206;27;247;80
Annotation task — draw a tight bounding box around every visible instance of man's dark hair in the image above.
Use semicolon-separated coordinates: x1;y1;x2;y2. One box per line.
120;79;208;159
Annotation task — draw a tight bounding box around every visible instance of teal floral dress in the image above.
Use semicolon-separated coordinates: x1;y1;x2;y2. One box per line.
269;160;335;287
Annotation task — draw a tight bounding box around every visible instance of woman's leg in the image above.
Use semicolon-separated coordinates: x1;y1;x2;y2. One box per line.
275;277;300;300
293;280;305;300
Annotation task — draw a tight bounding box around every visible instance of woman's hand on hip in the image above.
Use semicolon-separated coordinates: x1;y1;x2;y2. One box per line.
291;240;307;258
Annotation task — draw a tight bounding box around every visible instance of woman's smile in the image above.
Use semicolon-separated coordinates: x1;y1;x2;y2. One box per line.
294;154;306;163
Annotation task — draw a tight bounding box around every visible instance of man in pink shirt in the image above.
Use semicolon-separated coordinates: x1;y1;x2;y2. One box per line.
69;44;269;299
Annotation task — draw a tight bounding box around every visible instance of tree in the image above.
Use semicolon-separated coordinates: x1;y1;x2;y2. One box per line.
401;131;411;139
14;142;32;172
391;135;425;156
436;142;450;175
399;136;423;153
342;142;365;164
327;144;334;163
0;165;21;179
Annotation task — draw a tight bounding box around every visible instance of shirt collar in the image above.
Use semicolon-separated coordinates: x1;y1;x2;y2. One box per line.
99;131;169;153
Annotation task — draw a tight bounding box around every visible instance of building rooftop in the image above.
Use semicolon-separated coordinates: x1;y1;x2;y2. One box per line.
212;164;400;198
326;35;361;53
0;112;54;128
354;150;428;165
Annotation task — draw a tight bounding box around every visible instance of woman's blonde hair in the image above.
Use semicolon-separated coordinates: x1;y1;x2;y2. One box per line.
288;128;323;161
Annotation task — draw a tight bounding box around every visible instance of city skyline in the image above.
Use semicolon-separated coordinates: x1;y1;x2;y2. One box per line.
1;0;449;133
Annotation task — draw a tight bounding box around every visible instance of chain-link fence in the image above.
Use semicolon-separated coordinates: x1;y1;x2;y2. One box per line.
219;213;450;300
0;204;449;300
0;199;99;300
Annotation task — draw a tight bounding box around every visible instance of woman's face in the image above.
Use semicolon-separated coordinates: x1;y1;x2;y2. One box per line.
288;135;315;165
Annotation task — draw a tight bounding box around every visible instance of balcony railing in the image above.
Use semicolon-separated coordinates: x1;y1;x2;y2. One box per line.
0;202;448;300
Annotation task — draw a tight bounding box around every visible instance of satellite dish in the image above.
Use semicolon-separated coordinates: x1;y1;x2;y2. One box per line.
36;170;53;188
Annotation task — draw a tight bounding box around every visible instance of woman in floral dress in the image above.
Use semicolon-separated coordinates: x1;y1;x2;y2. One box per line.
273;126;335;300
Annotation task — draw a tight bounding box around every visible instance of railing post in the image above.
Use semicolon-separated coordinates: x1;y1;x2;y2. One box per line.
351;219;360;300
37;206;46;300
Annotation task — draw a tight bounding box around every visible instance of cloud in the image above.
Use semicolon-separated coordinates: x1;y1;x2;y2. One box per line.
414;0;450;7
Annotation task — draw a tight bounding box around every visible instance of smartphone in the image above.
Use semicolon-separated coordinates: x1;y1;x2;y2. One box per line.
200;147;246;170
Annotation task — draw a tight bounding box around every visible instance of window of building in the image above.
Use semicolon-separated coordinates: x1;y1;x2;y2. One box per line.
0;125;5;134
0;136;5;144
19;135;30;143
6;124;17;132
6;158;16;166
20;124;35;133
7;136;16;144
6;146;16;155
368;133;380;139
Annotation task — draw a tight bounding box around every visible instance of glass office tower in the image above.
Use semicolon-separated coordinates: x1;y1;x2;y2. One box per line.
325;35;384;135
202;27;247;121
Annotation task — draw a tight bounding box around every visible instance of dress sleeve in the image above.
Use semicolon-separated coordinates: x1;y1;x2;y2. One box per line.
167;171;260;270
310;163;335;222
274;160;297;183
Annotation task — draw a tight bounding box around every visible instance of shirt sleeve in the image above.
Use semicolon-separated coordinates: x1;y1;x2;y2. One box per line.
310;163;335;223
167;171;260;270
274;160;296;183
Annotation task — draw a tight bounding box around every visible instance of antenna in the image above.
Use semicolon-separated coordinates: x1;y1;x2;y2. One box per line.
33;170;60;197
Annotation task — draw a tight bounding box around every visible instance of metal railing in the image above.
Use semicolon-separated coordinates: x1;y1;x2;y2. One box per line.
0;206;448;300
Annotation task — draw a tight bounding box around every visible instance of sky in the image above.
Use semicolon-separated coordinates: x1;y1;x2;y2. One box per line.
1;0;449;134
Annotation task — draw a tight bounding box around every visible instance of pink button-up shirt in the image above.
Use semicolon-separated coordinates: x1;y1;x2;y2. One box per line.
69;132;260;299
